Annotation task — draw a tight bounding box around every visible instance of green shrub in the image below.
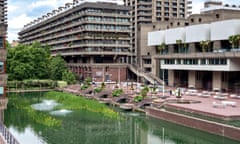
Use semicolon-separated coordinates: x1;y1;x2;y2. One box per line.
112;89;123;97
134;95;143;103
94;87;102;93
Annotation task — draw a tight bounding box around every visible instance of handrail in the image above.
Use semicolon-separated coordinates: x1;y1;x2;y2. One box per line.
0;122;20;144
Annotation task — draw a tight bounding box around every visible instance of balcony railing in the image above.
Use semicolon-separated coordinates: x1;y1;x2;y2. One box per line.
51;49;131;56
155;48;240;59
0;121;20;144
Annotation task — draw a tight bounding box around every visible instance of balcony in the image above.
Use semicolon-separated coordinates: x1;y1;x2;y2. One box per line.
0;74;7;85
51;49;131;57
0;49;6;61
155;49;240;59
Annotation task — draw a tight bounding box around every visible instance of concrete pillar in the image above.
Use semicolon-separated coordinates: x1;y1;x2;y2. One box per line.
189;43;195;53
188;71;196;88
213;71;222;91
213;40;221;50
168;70;174;86
151;57;159;77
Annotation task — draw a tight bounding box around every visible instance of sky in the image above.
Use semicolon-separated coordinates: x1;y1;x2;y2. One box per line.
7;0;240;43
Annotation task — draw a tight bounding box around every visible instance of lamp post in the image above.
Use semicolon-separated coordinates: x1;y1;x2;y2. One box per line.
162;69;165;97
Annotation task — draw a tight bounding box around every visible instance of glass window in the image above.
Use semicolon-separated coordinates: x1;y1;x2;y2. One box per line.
0;62;3;73
0;37;3;48
0;87;3;96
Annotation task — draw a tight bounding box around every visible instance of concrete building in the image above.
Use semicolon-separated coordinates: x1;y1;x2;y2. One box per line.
123;0;192;65
148;2;240;92
19;1;132;83
0;0;8;120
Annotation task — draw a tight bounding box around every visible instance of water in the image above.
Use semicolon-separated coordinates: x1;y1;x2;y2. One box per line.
4;92;240;144
31;100;59;111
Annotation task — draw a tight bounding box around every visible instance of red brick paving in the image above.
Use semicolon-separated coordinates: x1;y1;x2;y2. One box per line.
0;135;6;144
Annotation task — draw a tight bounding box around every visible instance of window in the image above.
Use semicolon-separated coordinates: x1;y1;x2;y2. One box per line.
0;62;4;73
0;87;3;97
0;37;3;48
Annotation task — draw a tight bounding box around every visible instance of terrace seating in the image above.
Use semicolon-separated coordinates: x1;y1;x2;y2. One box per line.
230;94;240;99
212;101;225;108
221;101;237;107
213;95;227;100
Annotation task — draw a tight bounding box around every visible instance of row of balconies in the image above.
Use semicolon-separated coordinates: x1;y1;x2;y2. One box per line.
20;18;130;40
48;42;130;49
21;10;130;36
21;26;131;43
155;50;240;59
51;49;132;57
21;15;130;38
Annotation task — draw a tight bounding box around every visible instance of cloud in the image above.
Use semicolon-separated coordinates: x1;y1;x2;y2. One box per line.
8;14;34;29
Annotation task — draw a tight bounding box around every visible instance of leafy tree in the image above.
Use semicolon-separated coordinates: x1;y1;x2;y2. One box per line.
7;42;50;80
49;55;67;80
62;69;76;84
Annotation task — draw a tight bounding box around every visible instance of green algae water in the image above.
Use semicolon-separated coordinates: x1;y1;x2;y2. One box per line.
4;92;240;144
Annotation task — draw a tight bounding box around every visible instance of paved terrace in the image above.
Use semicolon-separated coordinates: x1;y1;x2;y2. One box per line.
63;83;240;120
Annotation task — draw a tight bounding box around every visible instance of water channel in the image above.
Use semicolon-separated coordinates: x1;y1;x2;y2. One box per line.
4;92;240;144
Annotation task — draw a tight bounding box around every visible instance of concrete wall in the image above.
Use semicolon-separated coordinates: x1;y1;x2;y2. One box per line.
91;67;127;82
146;107;240;141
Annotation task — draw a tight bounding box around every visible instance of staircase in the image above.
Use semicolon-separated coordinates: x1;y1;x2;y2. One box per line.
128;64;164;85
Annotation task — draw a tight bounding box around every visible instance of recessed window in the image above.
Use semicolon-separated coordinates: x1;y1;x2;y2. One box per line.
170;22;173;26
177;22;180;26
191;18;194;23
0;87;3;97
0;37;3;49
216;14;220;18
0;62;4;73
199;18;202;23
147;52;150;55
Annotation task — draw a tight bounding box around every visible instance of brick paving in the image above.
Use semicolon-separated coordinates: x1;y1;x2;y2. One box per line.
66;83;240;119
0;135;6;144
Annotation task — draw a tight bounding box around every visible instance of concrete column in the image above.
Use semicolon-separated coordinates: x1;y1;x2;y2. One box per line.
213;40;221;50
213;71;222;90
151;57;159;77
189;43;195;53
188;71;196;88
168;70;174;87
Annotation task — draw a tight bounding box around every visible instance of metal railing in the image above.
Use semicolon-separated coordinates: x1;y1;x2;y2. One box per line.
0;122;20;144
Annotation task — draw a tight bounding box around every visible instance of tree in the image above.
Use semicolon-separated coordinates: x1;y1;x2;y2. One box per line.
7;42;50;80
62;69;76;84
49;55;67;80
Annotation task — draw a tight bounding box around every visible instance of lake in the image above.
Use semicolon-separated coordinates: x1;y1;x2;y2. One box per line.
4;92;240;144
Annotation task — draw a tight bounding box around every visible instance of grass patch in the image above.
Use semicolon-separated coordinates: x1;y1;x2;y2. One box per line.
44;91;119;119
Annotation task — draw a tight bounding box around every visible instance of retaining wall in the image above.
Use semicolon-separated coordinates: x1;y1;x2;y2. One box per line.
146;107;240;141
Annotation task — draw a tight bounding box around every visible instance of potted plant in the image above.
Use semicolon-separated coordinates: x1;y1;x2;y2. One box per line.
157;42;166;54
200;40;210;52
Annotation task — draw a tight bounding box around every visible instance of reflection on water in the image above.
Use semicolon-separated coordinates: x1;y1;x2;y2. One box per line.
4;92;240;144
50;109;72;116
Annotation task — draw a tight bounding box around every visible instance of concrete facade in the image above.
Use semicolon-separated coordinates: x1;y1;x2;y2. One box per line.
124;0;192;65
0;0;7;99
147;3;240;91
19;1;131;83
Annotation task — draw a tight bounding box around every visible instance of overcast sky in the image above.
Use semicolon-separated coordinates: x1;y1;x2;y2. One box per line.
7;0;240;43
